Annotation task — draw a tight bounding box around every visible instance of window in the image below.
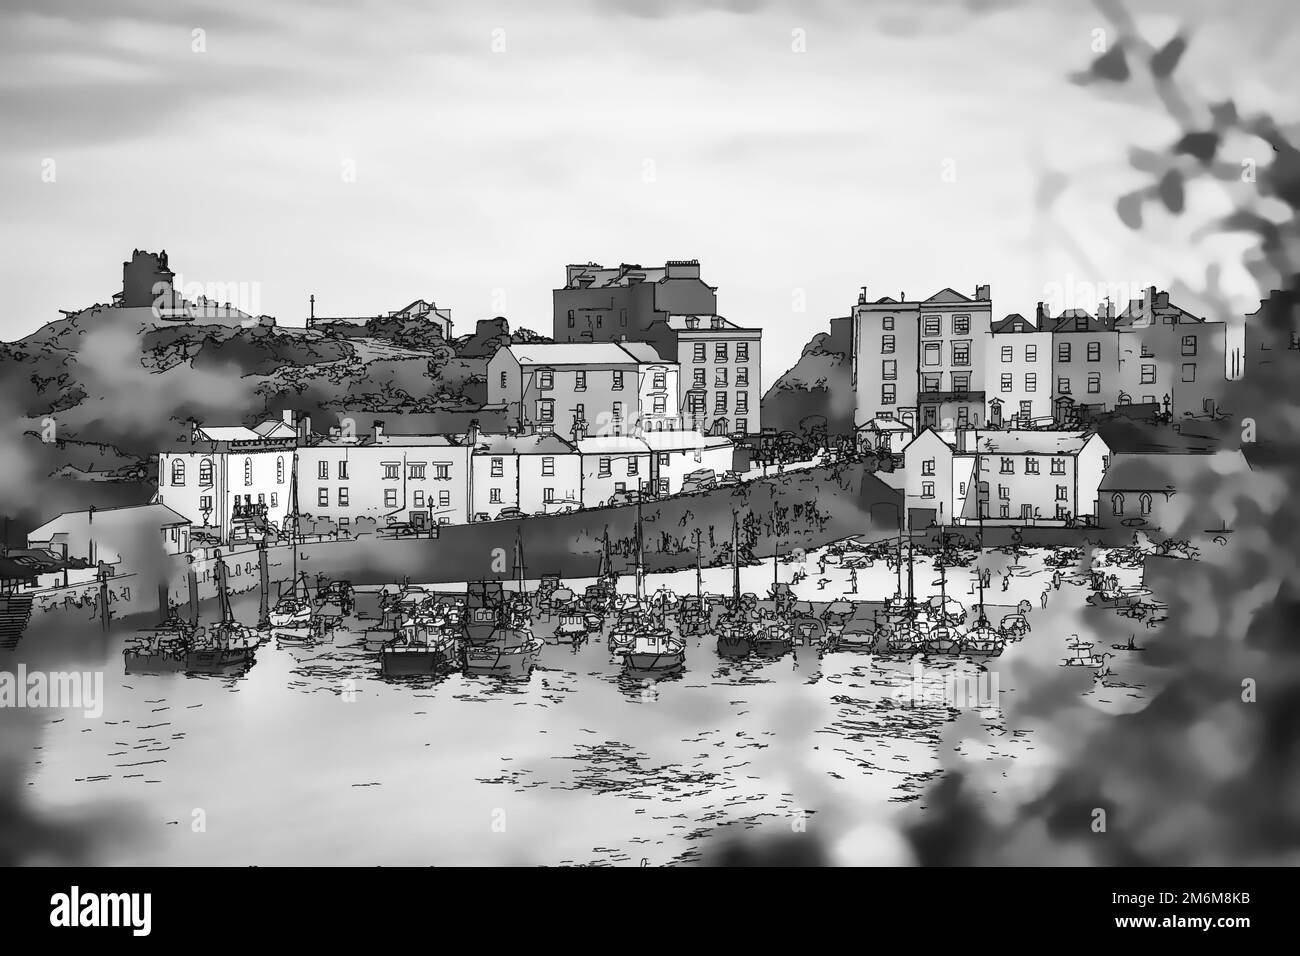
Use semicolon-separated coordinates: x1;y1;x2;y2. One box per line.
923;315;941;336
1087;372;1100;394
1020;400;1033;419
338;487;349;506
958;405;969;427
658;453;669;465
1000;373;1013;392
171;459;185;485
339;517;350;530
736;367;748;387
923;342;941;367
1087;342;1101;362
627;457;639;476
599;457;611;477
491;458;504;478
200;495;212;512
199;458;213;485
1001;345;1013;363
385;489;398;508
1056;485;1068;501
951;373;970;392
883;360;897;380
619;308;627;326
1051;458;1065;474
952;341;970;366
539;400;554;423
383;463;399;479
338;461;348;480
244;458;252;486
693;344;705;362
737;343;749;361
998;484;1009;500
654;396;667;414
883;316;894;330
715;368;728;387
567;309;575;327
318;461;328;480
439;491;450;507
1112;493;1125;515
1026;458;1040;474
921;481;935;498
736;418;747;433
500;371;507;389
1000;457;1014;474
922;373;942;392
1074;316;1088;331
276;457;284;484
1182;335;1197;356
714;392;728;413
882;335;895;354
435;464;450;480
1057;377;1071;394
882;384;896;405
1025;372;1037;392
1141;342;1155;358
414;491;424;507
653;371;666;390
408;463;425;479
317;488;328;507
959;482;966;495
544;488;555;503
612;401;622;420
1181;363;1197;382
270;493;277;507
922;459;935;476
490;488;502;503
575;371;586;391
539;370;553;390
1058;342;1071;363
715;343;727;362
693;369;706;387
1141;364;1156;384
999;504;1010;518
954;315;970;335
1026;344;1038;362
613;371;624;390
542;456;554;476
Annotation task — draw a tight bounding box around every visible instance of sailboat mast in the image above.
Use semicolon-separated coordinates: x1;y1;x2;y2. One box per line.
634;500;645;602
731;514;740;604
216;551;232;623
515;532;526;596
695;533;702;602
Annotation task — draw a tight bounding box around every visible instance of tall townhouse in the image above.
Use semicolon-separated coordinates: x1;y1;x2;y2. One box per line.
1114;289;1231;417
466;428;582;519
664;314;761;436
852;285;993;432
985;313;1052;427
903;427;1110;528
154;415;300;541
1048;306;1122;420
487;342;679;440
552;260;718;345
575;435;653;507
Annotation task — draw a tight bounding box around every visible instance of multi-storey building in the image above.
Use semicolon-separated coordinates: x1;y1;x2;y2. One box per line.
575;435;653;507
466;429;582;519
852;285;993;431
986;313;1052;427
1114;289;1230;417
1048;306;1122;420
903;428;1110;528
666;314;761;436
487;342;679;440
641;430;736;496
553;260;718;347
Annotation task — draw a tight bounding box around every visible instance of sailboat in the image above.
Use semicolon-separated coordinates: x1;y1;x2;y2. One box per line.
124;583;202;674
1061;635;1111;668
753;540;794;657
677;535;709;637
609;507;650;654
380;598;461;677
716;514;756;658
886;520;926;654
925;529;961;655
189;550;259;673
268;455;319;638
464;533;542;678
962;466;1005;657
622;499;685;673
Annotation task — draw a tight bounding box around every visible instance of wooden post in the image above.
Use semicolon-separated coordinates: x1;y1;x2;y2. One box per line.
187;555;199;628
97;561;110;632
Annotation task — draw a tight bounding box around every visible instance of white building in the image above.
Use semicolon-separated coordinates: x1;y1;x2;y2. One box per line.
467;431;582;519
903;428;1110;527
28;504;191;569
640;430;735;496
986;313;1053;427
575;435;653;507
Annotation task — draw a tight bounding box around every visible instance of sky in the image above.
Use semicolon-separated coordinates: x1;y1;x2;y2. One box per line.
2;0;1298;387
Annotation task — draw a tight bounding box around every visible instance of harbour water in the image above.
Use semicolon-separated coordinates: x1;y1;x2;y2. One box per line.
11;543;1151;865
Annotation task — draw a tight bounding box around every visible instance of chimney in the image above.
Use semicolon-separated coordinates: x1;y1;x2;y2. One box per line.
465;418;481;448
1036;301;1048;325
956;430;969;453
297;415;311;444
572;419;587;441
975;284;991;301
282;409;295;427
372;420;385;444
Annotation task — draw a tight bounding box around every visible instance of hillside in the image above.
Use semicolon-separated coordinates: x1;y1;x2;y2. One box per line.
0;304;544;544
759;315;855;435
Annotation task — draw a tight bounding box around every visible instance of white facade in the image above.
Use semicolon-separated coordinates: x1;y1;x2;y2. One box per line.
641;430;735;496
468;433;582;518
576;435;652;507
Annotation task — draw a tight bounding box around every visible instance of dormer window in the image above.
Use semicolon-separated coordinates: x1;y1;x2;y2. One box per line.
1075;316;1088;330
686;316;699;329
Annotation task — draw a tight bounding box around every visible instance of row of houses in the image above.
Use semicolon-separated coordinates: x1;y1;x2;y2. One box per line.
852;285;1245;433
152;413;736;541
902;427;1252;530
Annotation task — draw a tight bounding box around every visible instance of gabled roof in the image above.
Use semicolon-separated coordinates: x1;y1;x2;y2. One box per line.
921;428;1100;456
473;433;577;455
575;435;651;455
503;343;641;367
991;313;1041;334
1098;451;1251;491
1051;309;1116;333
29;504;191;539
639;430;732;451
923;288;971;304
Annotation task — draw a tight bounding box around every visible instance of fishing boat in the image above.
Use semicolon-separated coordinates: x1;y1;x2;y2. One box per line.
1061;637;1110;668
959;512;1005;657
381;614;461;677
623;624;685;673
715;516;755;658
999;613;1030;640
552;606;589;645
465;580;506;645
269;573;314;628
611;500;656;654
750;545;795;657
464;536;541;678
885;521;927;654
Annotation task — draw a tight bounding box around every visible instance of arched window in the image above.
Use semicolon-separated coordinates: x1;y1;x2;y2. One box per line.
170;459;185;485
1140;493;1152;516
1111;493;1125;516
199;458;213;485
244;458;253;486
277;456;285;484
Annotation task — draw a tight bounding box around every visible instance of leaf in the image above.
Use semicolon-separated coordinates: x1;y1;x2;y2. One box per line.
1158;169;1185;213
1174;131;1219;164
1151;34;1187;78
1092;43;1130;82
1116;190;1144;229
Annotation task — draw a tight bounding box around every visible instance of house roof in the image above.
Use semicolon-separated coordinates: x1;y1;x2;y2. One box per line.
195;425;262;441
858;417;911;432
927;428;1099;456
564;263;669;288
1050;309;1116;333
923;288;971;304
617;341;668;364
640;430;732;451
504;343;640;366
575;435;651;455
1098;451;1251;491
991;313;1040;334
473;433;577;455
29;504;191;540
